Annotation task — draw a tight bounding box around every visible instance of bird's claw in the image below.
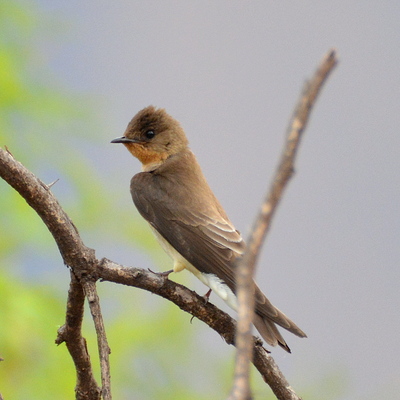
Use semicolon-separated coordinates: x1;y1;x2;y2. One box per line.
148;268;173;279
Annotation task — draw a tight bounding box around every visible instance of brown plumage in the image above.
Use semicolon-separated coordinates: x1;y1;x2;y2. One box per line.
111;106;306;352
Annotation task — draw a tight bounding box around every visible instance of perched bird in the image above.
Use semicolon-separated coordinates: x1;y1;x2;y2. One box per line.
111;106;306;352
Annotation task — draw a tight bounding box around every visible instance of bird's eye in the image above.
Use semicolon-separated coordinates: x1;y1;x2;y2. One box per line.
145;130;155;139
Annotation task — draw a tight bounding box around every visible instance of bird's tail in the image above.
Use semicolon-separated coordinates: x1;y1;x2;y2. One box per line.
253;284;307;353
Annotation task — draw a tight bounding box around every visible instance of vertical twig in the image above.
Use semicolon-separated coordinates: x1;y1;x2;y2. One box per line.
229;49;338;400
56;272;101;400
83;281;112;400
228;265;254;400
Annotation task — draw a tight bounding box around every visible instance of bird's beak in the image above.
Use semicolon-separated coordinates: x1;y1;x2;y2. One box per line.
111;137;142;144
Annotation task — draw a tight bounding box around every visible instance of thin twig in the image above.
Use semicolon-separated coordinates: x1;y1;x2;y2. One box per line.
83;281;112;400
228;259;254;400
246;48;338;280
230;49;338;400
56;272;101;400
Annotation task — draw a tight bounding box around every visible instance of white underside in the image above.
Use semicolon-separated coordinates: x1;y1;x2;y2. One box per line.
151;226;238;310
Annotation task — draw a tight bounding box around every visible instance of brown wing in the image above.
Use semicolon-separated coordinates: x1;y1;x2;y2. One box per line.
130;170;244;291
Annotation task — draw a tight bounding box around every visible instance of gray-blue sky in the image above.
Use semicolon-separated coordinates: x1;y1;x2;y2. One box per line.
31;1;400;398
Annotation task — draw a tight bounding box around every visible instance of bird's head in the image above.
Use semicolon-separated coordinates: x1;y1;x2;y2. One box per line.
111;106;189;171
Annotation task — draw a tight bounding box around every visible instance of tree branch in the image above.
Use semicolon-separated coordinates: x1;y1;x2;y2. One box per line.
82;280;112;400
55;272;102;400
230;49;338;400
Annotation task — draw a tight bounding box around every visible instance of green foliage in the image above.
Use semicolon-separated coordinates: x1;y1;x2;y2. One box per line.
0;272;230;399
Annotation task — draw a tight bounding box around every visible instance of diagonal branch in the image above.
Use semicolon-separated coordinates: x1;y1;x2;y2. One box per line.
231;49;338;400
97;258;300;399
246;49;338;263
0;147;103;399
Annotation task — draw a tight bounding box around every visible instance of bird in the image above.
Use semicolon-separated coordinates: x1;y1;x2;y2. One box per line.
111;106;306;352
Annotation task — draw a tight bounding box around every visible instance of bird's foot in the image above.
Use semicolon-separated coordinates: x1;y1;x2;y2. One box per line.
190;289;212;324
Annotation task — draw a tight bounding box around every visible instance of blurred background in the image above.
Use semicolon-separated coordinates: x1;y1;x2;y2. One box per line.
1;1;399;399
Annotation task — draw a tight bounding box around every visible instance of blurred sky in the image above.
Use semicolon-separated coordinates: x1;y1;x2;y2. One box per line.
22;1;400;399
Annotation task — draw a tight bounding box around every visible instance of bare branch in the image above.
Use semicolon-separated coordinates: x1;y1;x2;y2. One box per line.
83;280;112;400
253;348;300;400
56;272;101;400
231;49;338;400
228;262;254;400
0;145;96;276
99;259;302;399
245;48;338;274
